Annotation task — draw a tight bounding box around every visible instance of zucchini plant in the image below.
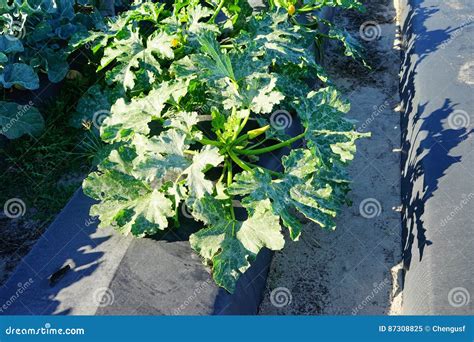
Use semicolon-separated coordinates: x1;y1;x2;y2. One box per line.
76;0;368;292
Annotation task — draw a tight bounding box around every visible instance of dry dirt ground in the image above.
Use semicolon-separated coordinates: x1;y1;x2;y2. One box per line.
260;0;403;315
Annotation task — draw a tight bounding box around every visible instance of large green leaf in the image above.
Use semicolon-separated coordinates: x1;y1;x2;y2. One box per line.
69;84;122;129
100;26;175;90
0;63;39;89
132;130;223;198
237;11;316;67
328;27;368;66
131;130;191;184
187;4;219;34
83;148;175;237
42;49;69;83
195;32;236;82
0;101;44;139
229;149;341;240
101;81;188;142
184;145;224;198
86;174;174;236
222;74;285;114
190;198;284;292
0;36;24;53
292;87;368;164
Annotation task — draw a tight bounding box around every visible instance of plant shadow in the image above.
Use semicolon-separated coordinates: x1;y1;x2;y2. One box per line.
0;190;112;315
400;2;473;270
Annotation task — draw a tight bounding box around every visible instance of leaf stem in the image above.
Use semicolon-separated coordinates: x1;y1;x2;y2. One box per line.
209;0;225;23
174;196;181;227
228;150;252;171
233;109;250;141
218;163;227;183
232;133;249;147
244;137;270;150
297;5;323;13
231;123;269;149
235;131;307;155
200;138;222;147
225;159;236;221
226;159;233;187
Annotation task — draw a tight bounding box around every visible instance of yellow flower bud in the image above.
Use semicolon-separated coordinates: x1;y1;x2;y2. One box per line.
171;38;180;48
288;4;296;16
248;125;270;139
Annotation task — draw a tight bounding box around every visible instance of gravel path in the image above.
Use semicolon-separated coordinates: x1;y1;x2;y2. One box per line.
259;0;403;315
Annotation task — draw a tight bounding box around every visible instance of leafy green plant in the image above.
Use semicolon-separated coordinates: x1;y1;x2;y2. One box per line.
76;0;368;292
0;0;109;139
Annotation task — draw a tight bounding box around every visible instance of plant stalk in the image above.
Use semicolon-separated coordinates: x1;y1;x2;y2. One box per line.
209;0;225;23
200;138;222;147
225;159;236;220
228;150;252;171
235;131;307;155
244;137;270;150
233;109;250;141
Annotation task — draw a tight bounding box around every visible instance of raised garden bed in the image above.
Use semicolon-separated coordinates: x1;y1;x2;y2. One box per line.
1;0;473;317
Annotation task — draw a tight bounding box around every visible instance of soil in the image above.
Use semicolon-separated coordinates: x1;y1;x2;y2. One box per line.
0;173;87;286
259;0;403;315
